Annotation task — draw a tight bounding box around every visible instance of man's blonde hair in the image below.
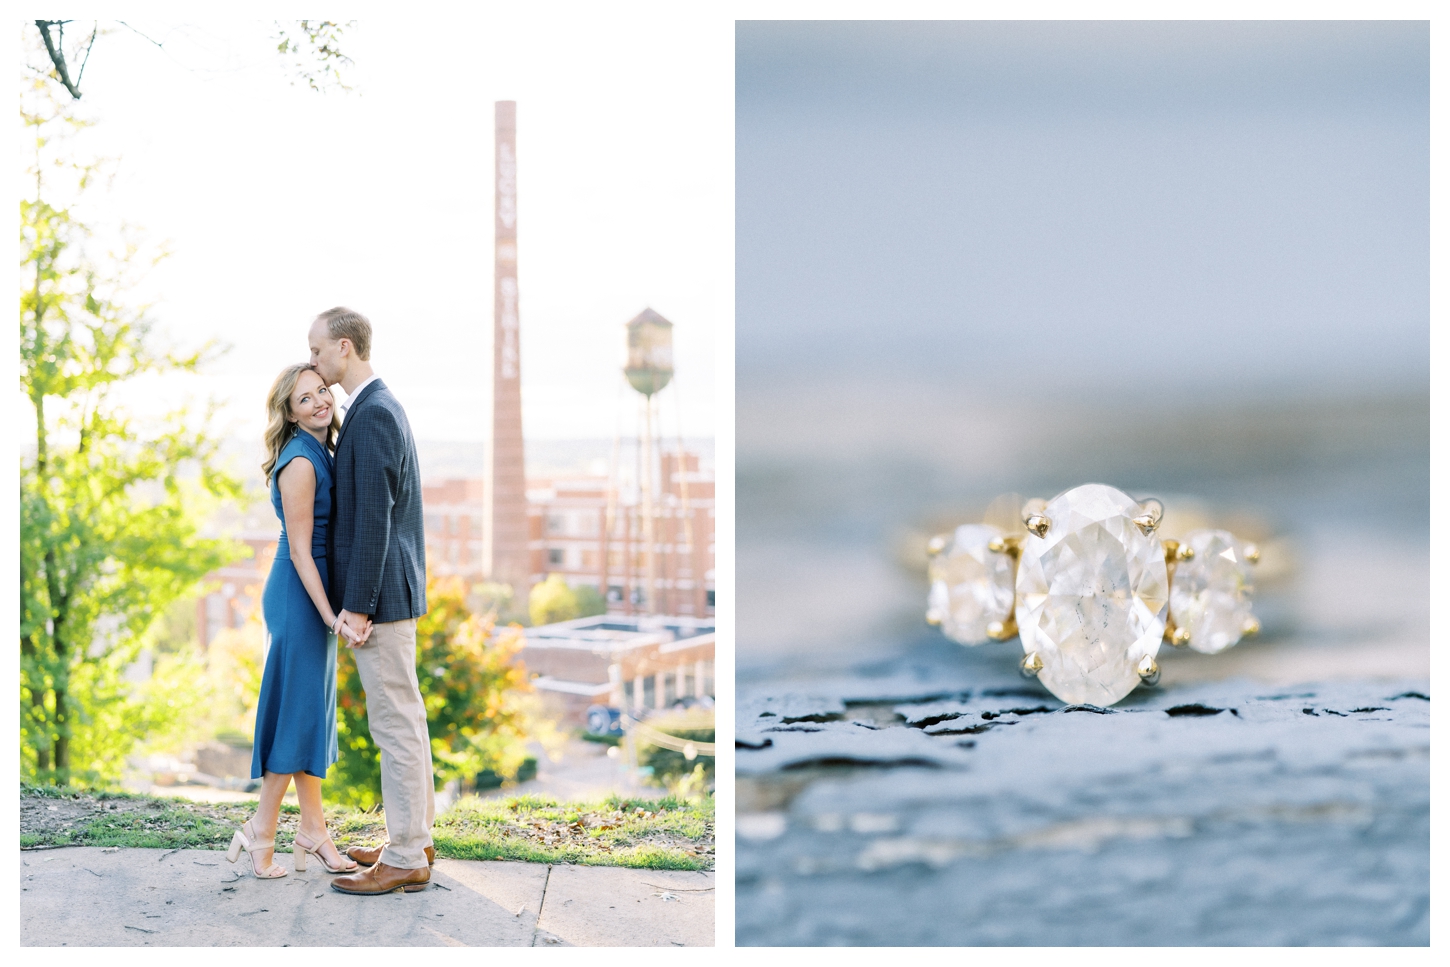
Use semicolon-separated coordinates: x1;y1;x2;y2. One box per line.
316;306;372;360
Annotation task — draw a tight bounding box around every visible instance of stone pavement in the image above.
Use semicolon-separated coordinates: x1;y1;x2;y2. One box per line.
20;847;713;947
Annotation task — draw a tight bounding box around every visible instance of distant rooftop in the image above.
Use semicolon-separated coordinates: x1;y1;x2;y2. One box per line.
524;614;714;655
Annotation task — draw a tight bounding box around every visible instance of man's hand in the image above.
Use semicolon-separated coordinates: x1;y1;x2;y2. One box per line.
339;610;374;649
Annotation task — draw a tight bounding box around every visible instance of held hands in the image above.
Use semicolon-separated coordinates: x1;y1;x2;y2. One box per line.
332;610;374;648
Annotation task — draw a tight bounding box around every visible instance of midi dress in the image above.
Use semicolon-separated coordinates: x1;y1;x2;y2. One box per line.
250;430;339;779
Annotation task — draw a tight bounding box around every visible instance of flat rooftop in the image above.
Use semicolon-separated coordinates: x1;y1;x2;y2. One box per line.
523;615;715;654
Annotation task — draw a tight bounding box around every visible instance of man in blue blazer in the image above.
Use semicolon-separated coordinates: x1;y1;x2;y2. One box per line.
308;306;435;896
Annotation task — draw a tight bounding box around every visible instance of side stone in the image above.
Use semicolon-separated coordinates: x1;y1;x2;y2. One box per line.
1014;483;1168;705
927;524;1015;645
1170;528;1256;654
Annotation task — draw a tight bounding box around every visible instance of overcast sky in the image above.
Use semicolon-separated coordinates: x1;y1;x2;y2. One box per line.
40;12;727;443
737;20;1428;403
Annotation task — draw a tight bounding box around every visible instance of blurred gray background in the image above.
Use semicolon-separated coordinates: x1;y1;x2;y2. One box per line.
736;20;1428;684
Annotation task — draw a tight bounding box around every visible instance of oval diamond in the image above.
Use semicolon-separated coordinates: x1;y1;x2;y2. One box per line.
1169;528;1256;654
927;524;1015;645
1014;484;1168;705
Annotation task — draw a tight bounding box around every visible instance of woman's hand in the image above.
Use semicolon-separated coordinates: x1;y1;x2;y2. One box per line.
336;610;374;649
331;613;372;647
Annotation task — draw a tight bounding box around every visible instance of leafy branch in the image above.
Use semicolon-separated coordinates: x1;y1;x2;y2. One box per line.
274;20;357;94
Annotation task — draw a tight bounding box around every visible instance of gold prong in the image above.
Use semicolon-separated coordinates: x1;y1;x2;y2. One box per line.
1163;538;1195;564
1132;514;1158;536
987;536;1006;553
1169;626;1191;647
1021;499;1046;535
1020;652;1043;678
1137;654;1160;686
926;609;943;627
1244;544;1260;564
987;616;1018;641
1025;515;1050;538
927;534;948;556
1242;615;1261;637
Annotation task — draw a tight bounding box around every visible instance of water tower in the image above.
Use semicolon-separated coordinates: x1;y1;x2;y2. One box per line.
623;309;673;614
625;309;674;396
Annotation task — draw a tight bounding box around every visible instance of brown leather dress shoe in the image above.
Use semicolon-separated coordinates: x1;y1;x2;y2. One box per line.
330;861;431;896
345;843;435;867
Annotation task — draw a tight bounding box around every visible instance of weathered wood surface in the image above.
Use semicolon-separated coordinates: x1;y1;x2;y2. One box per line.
736;644;1429;946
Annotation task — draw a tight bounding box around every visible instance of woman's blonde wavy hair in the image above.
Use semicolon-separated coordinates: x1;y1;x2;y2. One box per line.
262;363;340;486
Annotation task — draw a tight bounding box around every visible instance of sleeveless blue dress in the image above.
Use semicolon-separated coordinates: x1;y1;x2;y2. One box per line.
250;431;339;779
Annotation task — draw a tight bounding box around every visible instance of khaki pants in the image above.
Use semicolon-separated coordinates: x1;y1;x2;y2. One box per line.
352;618;435;869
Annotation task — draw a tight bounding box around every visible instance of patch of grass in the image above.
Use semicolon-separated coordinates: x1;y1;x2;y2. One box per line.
21;781;81;799
428;792;714;870
20;784;365;853
19;784;713;870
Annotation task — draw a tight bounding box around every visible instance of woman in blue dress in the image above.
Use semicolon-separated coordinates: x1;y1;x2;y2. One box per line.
228;363;370;879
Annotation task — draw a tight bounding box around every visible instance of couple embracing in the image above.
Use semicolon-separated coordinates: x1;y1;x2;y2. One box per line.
228;307;436;896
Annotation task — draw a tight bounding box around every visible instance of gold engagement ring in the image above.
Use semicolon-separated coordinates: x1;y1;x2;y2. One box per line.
925;483;1262;707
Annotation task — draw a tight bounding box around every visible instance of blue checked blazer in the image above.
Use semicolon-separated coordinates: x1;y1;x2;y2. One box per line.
327;379;428;623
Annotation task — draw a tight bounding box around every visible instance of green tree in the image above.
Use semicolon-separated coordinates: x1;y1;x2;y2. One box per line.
19;77;243;784
326;577;533;808
529;574;575;626
530;573;605;627
573;583;608;619
473;580;528;625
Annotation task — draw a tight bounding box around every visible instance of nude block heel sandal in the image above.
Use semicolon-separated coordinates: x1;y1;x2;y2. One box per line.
227;820;287;879
293;830;358;874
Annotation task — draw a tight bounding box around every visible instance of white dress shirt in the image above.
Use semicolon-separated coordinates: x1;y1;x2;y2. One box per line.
339;374;379;419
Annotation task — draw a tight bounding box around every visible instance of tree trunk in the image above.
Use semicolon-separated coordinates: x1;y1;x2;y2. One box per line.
53;685;68;776
34;703;50;773
26;301;56;777
24;654;50;772
49;599;69;776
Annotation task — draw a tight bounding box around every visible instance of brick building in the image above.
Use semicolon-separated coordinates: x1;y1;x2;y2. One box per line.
519;615;715;723
195;533;277;647
527;452;714;617
193;449;713;648
419;451;714;618
422;477;486;578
